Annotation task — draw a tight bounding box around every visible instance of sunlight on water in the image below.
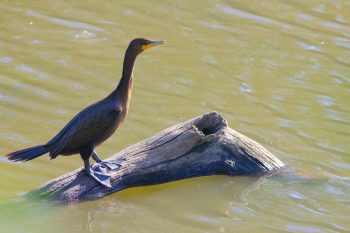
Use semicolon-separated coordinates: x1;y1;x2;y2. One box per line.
0;0;349;232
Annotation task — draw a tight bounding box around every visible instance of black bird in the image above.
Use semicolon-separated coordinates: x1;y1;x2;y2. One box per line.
6;38;166;187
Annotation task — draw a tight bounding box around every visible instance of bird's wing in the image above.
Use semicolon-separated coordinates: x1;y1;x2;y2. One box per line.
48;102;121;154
47;101;101;146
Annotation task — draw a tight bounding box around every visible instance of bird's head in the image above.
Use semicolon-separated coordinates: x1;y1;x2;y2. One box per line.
127;38;166;56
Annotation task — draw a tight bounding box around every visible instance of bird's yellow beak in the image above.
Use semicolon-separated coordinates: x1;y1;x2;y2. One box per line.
141;40;166;51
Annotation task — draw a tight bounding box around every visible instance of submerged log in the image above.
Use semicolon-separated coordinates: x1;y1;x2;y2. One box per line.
28;112;285;202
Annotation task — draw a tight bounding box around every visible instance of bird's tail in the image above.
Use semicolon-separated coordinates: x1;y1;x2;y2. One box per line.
6;145;48;162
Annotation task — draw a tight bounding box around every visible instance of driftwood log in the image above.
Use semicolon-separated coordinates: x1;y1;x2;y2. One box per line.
28;112;285;202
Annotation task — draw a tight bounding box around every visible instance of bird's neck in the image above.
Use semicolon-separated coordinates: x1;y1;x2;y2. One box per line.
121;49;137;83
110;49;138;102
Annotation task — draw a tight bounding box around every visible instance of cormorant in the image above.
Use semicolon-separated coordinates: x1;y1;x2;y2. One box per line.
6;38;166;187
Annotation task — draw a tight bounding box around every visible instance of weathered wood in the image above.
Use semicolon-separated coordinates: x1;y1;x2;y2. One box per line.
28;112;285;202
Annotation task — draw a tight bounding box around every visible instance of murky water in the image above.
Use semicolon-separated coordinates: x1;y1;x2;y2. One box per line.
0;0;349;232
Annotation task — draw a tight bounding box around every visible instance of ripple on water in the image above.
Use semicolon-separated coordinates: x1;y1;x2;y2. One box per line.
285;224;322;233
331;161;350;171
239;82;254;94
0;56;13;63
331;71;350;85
317;94;334;107
334;37;350;50
16;64;48;80
0;92;8;101
73;30;96;39
299;42;321;52
0;132;31;144
216;4;274;24
25;10;105;32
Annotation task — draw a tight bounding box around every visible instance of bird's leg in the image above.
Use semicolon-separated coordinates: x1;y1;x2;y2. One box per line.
91;151;102;163
91;150;123;171
81;148;112;188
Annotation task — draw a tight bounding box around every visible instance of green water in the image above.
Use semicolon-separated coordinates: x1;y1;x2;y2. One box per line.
0;0;349;232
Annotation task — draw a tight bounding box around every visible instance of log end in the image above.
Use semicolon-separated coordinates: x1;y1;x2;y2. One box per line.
192;111;228;137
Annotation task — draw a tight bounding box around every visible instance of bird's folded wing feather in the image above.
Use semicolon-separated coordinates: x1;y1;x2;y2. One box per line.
48;102;121;153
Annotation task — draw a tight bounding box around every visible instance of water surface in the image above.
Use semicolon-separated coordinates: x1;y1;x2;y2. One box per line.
0;0;349;232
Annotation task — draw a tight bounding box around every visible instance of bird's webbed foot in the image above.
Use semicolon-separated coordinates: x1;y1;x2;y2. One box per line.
98;159;124;171
85;163;112;188
91;151;124;171
81;149;123;188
